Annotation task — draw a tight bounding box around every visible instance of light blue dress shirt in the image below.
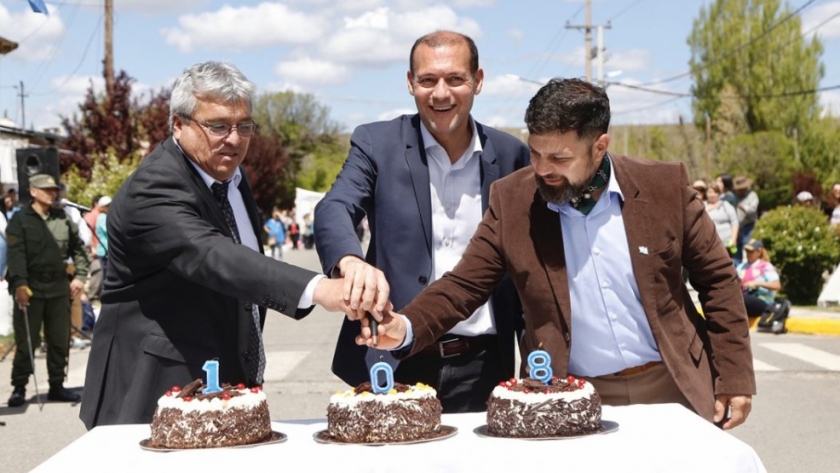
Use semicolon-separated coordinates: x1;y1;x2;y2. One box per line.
548;155;661;377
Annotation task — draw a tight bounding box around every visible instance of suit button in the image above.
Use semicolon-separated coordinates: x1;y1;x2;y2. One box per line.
564;333;570;342
279;302;286;311
418;275;428;285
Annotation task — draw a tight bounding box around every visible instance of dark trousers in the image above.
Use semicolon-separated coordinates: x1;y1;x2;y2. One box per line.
11;295;71;387
743;292;770;317
395;340;504;413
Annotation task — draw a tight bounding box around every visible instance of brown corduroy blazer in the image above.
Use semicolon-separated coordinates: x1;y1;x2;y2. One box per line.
400;154;756;422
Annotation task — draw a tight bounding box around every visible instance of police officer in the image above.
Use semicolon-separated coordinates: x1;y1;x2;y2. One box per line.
6;174;89;407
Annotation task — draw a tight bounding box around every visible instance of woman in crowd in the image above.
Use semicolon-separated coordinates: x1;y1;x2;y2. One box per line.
737;239;781;316
823;182;840;226
692;179;707;202
705;183;739;257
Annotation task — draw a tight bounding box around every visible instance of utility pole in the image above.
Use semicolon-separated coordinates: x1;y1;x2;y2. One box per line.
566;0;610;84
596;24;612;88
104;0;114;93
17;80;27;130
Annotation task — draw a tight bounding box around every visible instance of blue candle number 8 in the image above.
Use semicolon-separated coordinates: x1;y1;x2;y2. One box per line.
202;360;223;394
527;350;553;385
370;362;394;394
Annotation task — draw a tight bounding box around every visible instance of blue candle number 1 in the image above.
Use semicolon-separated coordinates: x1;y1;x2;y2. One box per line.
370;361;394;393
527;350;553;385
202;360;223;394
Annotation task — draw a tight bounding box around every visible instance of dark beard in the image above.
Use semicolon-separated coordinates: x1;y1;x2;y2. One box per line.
535;174;586;206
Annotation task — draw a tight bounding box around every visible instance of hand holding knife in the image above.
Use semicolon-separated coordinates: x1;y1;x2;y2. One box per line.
367;312;379;347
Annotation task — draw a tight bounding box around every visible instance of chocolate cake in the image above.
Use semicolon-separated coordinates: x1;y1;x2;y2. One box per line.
148;379;271;449
326;381;443;443
486;376;602;438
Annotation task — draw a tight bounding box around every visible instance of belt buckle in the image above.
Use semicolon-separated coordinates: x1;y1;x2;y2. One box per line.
438;338;461;358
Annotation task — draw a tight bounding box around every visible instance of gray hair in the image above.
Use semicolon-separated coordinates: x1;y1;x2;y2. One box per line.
168;61;257;132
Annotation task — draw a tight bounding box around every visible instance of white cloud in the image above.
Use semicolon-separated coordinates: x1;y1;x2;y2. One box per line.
483;115;508;128
377;108;415;121
802;2;840;39
285;0;384;12
481;74;542;99
274;58;349;86
263;81;306;94
603;48;652;73
162;3;328;53
116;0;209;12
0;3;65;62
321;5;482;67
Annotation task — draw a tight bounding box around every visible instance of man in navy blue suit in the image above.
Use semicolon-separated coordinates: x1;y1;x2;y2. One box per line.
315;31;529;413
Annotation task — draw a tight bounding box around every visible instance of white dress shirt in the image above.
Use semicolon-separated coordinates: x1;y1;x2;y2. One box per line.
548;154;660;377
420;120;495;337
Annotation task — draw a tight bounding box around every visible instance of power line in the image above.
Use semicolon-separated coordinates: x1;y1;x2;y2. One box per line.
612;95;687;115
638;0;820;87
31;14;103;96
606;0;647;22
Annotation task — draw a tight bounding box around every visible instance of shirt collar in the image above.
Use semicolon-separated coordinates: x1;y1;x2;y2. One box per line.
547;153;624;214
175;138;242;189
419;117;483;159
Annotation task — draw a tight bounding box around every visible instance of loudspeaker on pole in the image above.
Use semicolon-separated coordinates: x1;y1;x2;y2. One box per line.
15;147;60;205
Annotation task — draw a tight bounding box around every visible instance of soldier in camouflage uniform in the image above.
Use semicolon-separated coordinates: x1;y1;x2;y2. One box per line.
6;174;90;407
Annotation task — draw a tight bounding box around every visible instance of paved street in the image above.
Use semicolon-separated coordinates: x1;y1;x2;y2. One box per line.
1;247;839;472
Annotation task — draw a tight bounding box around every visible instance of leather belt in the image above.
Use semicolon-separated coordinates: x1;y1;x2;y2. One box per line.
420;334;497;359
612;360;663;377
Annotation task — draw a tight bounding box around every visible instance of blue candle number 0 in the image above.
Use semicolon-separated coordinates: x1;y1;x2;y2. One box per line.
527;350;553;385
202;360;223;394
370;362;394;394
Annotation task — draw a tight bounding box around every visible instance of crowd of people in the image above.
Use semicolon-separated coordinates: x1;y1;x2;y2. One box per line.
9;29;840;435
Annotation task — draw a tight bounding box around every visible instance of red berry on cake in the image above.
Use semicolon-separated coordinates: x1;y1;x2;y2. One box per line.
250;387;260;393
165;390;172;397
222;392;231;400
171;386;181;392
566;375;575;383
183;396;192;402
236;383;245;390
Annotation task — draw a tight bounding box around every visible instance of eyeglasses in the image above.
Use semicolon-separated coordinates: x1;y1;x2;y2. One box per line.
180;114;257;137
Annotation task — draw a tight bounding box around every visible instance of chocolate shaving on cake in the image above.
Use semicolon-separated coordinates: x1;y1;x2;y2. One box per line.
177;379;204;398
353;381;410;395
509;377;580;393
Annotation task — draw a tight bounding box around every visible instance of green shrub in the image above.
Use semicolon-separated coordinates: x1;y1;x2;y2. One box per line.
753;205;840;304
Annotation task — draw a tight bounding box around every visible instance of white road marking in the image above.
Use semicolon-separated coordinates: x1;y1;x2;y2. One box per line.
263;351;309;382
761;343;840;371
751;358;781;371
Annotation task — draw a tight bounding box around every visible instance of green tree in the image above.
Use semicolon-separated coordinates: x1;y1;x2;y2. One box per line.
717;131;795;210
753;205;840;304
251;91;347;203
64;151;144;208
688;0;824;135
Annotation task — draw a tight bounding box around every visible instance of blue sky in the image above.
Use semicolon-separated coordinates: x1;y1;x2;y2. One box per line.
1;0;838;134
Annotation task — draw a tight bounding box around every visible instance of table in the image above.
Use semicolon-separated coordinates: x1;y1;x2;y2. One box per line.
34;404;766;473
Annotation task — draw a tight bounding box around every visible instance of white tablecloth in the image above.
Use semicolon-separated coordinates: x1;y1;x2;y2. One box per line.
34;404;765;473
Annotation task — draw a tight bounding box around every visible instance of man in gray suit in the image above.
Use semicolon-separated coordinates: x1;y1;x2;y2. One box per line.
80;62;352;428
315;31;529;413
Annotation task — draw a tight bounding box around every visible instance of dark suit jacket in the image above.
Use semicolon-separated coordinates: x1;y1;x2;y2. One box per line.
315;115;529;386
80;138;318;429
399;155;757;423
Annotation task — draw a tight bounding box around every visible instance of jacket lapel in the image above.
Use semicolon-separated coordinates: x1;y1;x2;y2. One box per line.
612;156;660;328
476;123;500;213
531;191;573;334
405;115;433;253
